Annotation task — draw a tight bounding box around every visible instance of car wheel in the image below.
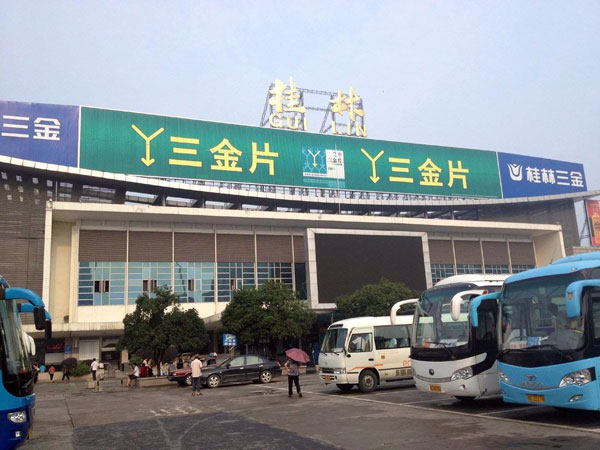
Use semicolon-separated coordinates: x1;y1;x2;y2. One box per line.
358;370;377;393
259;370;272;384
185;374;192;386
336;384;354;392
207;374;221;388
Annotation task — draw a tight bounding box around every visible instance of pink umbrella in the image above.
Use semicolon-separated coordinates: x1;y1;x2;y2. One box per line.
285;348;310;363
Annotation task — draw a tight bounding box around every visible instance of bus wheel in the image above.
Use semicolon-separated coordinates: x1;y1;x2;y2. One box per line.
358;371;377;393
455;396;475;402
336;384;354;392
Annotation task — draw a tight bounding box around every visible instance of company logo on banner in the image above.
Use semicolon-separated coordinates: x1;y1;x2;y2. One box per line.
498;152;586;198
0;101;79;166
586;200;600;247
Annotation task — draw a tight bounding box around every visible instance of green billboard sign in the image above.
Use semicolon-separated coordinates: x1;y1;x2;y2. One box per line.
80;107;502;198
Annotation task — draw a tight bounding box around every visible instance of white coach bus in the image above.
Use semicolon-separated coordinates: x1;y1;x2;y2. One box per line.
408;274;508;401
319;299;417;393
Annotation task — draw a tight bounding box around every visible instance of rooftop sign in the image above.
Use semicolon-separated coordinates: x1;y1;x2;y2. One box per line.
80;106;501;198
0;100;588;200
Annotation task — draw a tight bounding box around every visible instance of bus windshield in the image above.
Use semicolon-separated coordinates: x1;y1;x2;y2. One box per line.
321;327;348;353
0;299;33;396
501;272;585;352
414;286;471;349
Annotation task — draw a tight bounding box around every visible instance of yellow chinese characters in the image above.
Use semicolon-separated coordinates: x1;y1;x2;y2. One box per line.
360;150;470;190
268;77;307;131
448;160;469;189
331;86;367;137
418;158;443;186
249;142;279;176
210;138;242;172
169;136;202;167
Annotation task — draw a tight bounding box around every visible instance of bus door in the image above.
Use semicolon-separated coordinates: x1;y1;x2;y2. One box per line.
347;327;374;374
375;324;412;381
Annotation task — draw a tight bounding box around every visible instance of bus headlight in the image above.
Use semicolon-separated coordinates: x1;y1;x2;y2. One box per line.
451;366;473;381
559;369;593;387
498;371;510;384
7;410;27;424
332;368;346;374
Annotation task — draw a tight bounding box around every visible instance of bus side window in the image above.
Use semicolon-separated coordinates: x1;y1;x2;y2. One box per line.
349;333;372;353
591;291;600;345
476;310;496;341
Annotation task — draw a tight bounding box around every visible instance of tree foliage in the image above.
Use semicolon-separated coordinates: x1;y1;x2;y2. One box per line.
119;287;208;367
335;279;420;319
220;281;316;351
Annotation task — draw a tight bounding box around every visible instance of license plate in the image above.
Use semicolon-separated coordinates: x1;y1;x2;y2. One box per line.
527;394;545;403
323;375;333;381
429;384;442;392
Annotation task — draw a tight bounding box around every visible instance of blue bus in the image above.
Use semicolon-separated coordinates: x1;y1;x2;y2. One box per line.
470;252;600;411
0;276;52;449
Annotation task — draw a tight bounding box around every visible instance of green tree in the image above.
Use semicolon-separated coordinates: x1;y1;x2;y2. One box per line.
119;287;208;370
335;279;420;319
221;281;316;353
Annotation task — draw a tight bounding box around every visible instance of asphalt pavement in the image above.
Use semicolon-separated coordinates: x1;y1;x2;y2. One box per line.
23;374;600;449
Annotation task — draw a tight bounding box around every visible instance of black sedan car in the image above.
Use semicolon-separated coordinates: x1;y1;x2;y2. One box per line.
200;354;282;388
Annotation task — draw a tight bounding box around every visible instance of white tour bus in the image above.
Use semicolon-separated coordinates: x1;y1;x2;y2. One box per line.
407;274;508;401
319;299;417;393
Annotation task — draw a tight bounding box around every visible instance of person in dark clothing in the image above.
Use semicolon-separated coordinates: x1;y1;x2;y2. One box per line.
284;358;302;398
62;365;70;381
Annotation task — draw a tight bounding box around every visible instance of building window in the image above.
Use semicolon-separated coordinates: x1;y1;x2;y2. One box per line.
431;263;455;285
128;262;171;303
456;264;482;275
217;262;255;302
78;261;125;306
511;264;535;273
94;280;110;293
257;262;292;287
484;264;510;274
174;262;215;303
142;279;158;292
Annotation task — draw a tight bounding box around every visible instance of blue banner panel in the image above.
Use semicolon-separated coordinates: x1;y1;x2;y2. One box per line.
0;101;79;166
498;152;587;198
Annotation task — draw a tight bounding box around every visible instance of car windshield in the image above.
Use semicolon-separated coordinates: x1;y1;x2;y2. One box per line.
501;272;585;352
321;327;348;353
0;299;33;395
414;286;472;349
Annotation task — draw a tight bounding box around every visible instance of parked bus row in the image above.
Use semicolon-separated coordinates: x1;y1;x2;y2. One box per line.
319;253;600;412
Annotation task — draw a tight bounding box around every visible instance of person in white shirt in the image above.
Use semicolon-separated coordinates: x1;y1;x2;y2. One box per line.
90;358;99;381
190;355;203;396
127;363;140;387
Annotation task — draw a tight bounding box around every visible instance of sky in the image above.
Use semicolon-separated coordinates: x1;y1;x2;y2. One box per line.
1;0;599;194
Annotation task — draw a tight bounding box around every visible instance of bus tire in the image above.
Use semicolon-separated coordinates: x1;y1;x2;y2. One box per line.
336;384;354;392
358;370;377;393
455;396;476;402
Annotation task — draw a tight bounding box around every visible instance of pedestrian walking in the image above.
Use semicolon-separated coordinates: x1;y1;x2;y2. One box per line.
190;355;203;396
62;365;70;381
32;362;39;384
284;358;302;398
48;364;56;383
90;358;98;381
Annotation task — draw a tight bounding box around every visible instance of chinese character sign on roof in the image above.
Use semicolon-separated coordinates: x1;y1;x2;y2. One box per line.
261;77;367;138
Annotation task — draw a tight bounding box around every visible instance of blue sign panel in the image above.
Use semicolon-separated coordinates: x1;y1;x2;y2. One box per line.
222;333;238;347
498;152;587;198
0;101;79;166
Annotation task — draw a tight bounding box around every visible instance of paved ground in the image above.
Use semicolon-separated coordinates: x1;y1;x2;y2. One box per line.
24;374;600;449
